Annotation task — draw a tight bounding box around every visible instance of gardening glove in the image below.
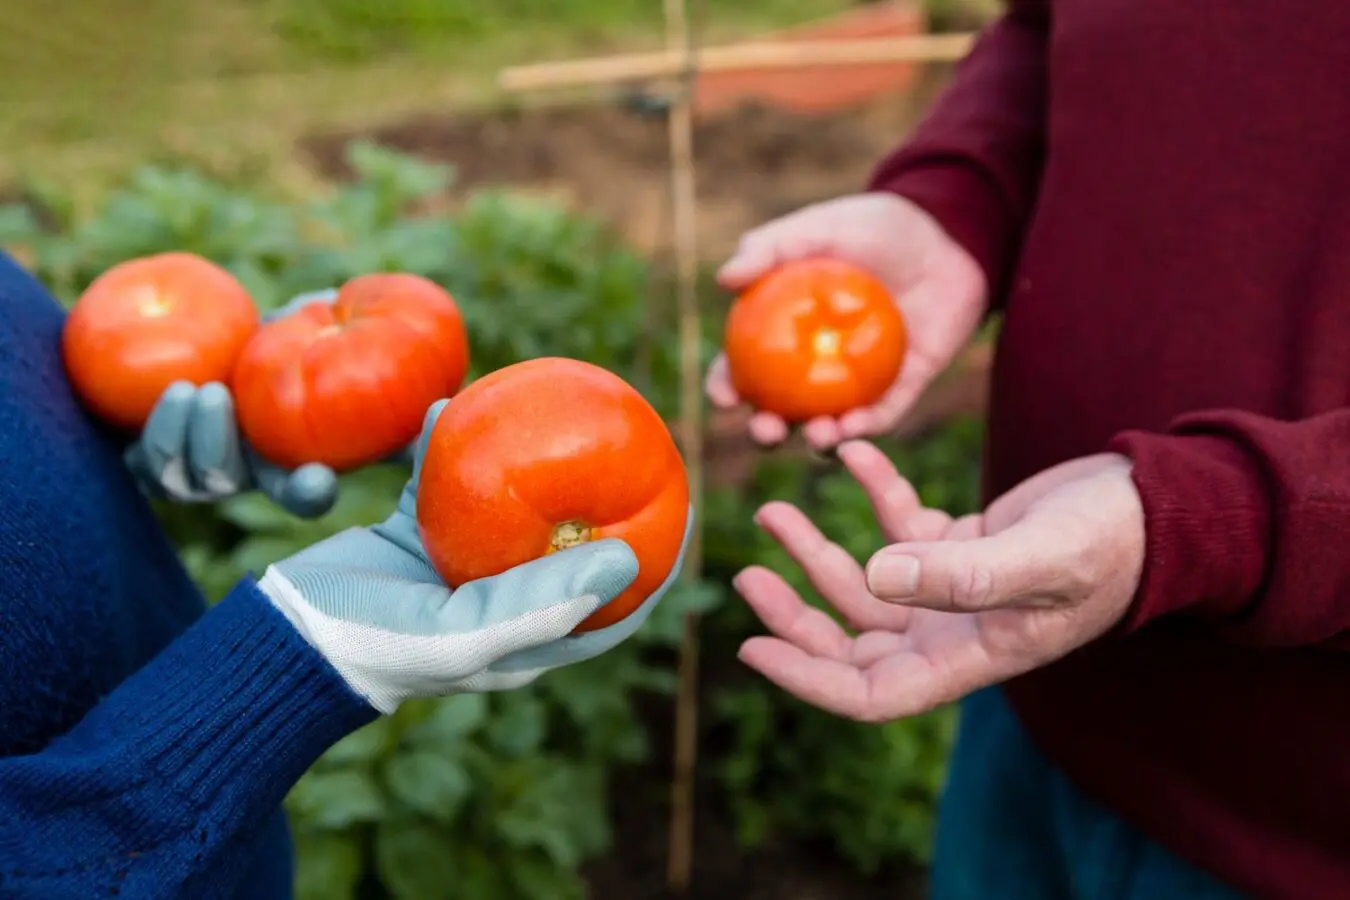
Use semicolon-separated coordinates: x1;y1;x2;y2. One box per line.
258;400;693;713
125;289;348;517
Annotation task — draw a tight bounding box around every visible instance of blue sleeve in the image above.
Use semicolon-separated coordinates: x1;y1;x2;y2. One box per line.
0;580;378;898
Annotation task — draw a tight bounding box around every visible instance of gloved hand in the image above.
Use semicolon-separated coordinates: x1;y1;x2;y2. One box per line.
124;289;346;518
258;400;693;712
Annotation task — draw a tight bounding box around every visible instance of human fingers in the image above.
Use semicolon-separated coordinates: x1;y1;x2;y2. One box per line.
754;501;913;632
801;416;845;451
732;565;855;661
273;464;339;519
184;382;247;497
741;610;1017;722
747;411;791;446
445;538;639;658
865;515;1088;612
708;357;791;445
717;200;864;289
139;381;197;499
717;221;819;289
491;507;695;674
250;450;337;519
737;636;879;720
704;354;741;409
835;353;941;442
265;287;337;322
836;440;952;542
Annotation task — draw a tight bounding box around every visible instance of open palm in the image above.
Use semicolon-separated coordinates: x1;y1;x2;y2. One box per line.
707;193;988;450
733;442;1142;722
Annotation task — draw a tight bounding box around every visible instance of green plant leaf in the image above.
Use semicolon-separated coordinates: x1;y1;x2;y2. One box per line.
485;692;547;758
375;821;460;900
406;693;488;747
292;830;364;900
320;718;393;769
637;578;725;645
510;852;587;900
383;750;473;822
287;769;386;829
219;494;296;533
492;759;608;867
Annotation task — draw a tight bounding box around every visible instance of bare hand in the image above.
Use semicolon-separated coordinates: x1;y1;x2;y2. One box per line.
733;442;1145;722
706;194;987;451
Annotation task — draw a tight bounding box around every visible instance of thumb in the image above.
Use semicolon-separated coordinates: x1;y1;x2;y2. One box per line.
717;238;778;289
380;397;450;525
449;538;640;645
865;518;1083;612
409;398;450;487
251;451;338;519
718;222;829;288
265;287;338;323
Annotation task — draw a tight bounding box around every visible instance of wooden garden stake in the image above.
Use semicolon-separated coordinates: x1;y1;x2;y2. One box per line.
662;0;704;891
498;33;976;92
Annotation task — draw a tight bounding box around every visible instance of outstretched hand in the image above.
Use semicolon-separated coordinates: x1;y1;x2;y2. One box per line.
262;399;694;712
705;194;988;451
733;442;1145;721
125;380;339;517
123;288;411;517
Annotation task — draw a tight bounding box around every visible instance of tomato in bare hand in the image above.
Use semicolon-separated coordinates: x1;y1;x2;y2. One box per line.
722;257;908;422
233;272;470;471
416;357;689;633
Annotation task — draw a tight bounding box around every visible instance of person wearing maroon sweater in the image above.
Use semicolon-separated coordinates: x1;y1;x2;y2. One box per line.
705;3;1350;899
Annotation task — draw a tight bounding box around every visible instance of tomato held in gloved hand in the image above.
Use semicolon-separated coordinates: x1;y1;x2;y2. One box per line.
722;257;908;424
416;357;690;634
232;272;470;472
62;252;260;432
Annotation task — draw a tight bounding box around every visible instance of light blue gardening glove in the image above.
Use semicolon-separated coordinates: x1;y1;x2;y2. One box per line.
124;288;408;518
257;400;693;712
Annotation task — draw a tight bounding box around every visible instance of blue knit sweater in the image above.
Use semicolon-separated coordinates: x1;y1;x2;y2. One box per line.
0;252;377;898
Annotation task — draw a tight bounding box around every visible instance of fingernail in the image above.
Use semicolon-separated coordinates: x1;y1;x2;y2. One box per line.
866;552;920;598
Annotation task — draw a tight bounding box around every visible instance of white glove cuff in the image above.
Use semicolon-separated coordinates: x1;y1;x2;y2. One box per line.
258;565;406;714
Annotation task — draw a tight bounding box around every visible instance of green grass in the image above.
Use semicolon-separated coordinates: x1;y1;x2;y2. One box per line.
0;0;855;207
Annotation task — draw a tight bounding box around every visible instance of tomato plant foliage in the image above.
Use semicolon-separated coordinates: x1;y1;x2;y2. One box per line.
1;143;981;898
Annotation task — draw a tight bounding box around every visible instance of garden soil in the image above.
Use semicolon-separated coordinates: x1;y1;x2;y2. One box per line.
299;66;954;265
302;74;961;899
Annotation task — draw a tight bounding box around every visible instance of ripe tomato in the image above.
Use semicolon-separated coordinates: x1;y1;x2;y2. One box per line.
416;357;689;633
233;273;470;471
62;252;260;431
722;257;908;421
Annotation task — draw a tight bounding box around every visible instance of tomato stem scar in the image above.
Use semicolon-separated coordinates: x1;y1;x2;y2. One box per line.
812;328;841;356
135;286;172;319
549;520;593;552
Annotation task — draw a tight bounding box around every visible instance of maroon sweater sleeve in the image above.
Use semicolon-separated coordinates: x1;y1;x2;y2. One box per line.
1109;409;1350;648
867;0;1051;301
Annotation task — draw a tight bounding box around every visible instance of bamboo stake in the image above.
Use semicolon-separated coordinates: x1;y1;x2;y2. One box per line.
663;0;703;891
499;33;974;92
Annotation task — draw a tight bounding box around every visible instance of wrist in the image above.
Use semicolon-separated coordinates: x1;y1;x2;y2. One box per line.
1106;430;1270;631
257;563;408;715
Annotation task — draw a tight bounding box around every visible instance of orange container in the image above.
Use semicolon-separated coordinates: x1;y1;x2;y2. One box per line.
693;1;928;117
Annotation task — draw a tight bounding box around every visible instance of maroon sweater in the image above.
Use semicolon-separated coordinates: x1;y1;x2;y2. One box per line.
870;3;1350;897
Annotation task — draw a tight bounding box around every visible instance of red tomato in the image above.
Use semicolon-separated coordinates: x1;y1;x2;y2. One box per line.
233;273;470;471
723;257;908;421
62;252;260;431
416;357;689;633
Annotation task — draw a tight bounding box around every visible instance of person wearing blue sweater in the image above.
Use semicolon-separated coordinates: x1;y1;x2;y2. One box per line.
0;251;690;898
